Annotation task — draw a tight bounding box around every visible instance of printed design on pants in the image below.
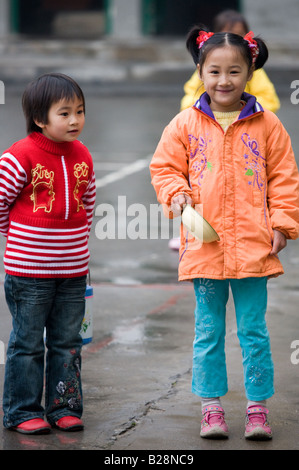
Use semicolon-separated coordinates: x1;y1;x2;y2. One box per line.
248;364;268;386
53;352;82;410
201;314;215;337
247;341;269;386
195;280;217;338
196;279;216;304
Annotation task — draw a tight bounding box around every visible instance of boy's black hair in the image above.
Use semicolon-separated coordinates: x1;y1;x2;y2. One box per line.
22;73;85;134
186;24;268;71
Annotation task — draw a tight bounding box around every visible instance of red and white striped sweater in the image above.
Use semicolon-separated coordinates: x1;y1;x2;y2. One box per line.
0;132;96;278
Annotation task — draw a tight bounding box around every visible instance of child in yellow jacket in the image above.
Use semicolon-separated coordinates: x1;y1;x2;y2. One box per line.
150;25;299;440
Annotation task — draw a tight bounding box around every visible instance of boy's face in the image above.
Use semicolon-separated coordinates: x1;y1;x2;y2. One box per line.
36;96;85;142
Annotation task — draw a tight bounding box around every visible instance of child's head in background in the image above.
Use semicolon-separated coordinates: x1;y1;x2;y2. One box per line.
212;9;249;36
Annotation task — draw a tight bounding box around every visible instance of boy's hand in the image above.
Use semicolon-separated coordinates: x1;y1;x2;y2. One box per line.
270;229;287;256
171;193;193;216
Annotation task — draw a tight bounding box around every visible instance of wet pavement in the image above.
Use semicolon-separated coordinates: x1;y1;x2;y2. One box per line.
0;84;298;452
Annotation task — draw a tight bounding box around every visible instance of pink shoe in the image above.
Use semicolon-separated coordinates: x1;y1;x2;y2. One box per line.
200;405;229;439
54;416;84;432
245;405;272;440
12;418;51;435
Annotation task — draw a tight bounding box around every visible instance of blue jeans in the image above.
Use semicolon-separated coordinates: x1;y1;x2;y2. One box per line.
3;274;86;428
192;277;274;401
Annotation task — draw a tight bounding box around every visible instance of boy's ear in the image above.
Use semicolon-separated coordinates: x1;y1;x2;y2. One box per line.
34;119;45;130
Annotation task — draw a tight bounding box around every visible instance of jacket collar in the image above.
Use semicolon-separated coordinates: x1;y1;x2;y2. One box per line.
194;92;263;120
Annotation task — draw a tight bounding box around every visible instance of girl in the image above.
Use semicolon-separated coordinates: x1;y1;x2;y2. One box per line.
1;73;96;434
150;26;299;440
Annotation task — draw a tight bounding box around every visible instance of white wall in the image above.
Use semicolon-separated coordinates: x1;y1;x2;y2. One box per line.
243;0;299;46
108;0;141;39
0;0;10;38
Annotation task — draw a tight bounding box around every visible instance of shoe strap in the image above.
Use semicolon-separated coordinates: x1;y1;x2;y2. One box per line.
246;406;269;415
202;405;225;415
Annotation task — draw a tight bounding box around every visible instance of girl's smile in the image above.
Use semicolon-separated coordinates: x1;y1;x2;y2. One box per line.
198;46;253;113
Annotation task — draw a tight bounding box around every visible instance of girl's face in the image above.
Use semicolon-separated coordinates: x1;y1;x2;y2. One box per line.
198;46;253;113
36;95;85;142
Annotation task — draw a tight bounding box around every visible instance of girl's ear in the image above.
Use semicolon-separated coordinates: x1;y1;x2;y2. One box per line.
247;65;254;82
197;63;202;80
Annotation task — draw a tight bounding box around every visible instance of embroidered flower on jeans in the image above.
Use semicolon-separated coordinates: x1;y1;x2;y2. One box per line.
248;364;267;385
53;378;81;410
56;381;66;395
74;357;80;373
196;279;216;304
68;397;81;409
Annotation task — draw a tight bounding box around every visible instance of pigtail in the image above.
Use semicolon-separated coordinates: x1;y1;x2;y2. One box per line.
186;24;210;65
253;36;269;70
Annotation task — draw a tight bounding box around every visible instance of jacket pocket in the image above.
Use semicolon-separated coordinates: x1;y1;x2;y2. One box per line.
262;199;274;245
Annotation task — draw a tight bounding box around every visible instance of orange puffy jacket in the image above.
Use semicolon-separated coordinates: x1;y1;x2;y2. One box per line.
150;93;299;281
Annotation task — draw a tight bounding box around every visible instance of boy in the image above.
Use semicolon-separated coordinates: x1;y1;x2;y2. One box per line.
1;73;96;434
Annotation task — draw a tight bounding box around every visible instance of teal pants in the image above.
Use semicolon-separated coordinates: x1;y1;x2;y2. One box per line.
192;277;274;401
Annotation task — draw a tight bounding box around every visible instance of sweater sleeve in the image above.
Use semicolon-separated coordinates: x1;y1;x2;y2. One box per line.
0;152;27;236
266;117;299;239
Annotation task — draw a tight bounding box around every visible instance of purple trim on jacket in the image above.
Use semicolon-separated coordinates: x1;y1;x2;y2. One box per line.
194;92;264;120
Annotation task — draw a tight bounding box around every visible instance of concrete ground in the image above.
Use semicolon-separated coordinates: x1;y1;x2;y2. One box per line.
1;273;298;451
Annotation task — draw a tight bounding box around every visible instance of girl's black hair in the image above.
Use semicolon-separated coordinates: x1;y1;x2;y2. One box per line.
186;24;268;71
22;73;85;134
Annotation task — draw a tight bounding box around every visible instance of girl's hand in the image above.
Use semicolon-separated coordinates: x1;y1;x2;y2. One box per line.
270;229;287;256
171;193;193;216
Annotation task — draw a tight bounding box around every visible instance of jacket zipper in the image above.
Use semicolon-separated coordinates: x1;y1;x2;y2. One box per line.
61;155;69;220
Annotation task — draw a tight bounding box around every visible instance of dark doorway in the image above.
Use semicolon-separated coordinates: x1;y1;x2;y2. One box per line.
143;0;240;36
17;0;103;37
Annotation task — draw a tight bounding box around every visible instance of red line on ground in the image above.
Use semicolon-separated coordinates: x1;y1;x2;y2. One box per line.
82;289;191;358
